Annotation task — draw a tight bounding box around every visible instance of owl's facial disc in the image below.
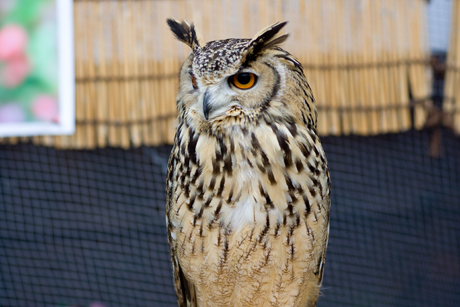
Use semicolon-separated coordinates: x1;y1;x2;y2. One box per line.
202;78;242;120
201;60;280;121
201;65;269;120
200;61;280;121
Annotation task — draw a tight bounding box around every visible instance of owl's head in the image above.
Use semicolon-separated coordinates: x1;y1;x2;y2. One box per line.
167;19;316;131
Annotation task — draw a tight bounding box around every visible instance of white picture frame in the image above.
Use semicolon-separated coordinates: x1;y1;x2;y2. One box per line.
0;0;74;137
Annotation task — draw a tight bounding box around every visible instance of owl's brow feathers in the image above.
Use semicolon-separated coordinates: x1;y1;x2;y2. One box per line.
166;18;289;66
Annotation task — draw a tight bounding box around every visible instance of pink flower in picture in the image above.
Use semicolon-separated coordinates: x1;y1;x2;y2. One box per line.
32;95;59;122
0;24;28;61
1;53;31;87
89;302;107;307
0;103;26;123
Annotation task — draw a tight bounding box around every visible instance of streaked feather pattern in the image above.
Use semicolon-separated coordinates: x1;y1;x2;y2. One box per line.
166;19;330;307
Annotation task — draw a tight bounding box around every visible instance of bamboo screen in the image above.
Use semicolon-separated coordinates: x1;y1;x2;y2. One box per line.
2;0;432;148
444;0;460;134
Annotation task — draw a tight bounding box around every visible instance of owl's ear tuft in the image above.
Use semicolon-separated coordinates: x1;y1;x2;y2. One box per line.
242;21;289;63
167;19;202;51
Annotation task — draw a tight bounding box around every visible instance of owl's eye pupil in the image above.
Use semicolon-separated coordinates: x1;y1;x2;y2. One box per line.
231;72;257;90
237;73;251;85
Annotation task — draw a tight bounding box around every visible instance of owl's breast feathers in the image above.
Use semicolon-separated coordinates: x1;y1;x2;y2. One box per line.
166;110;330;307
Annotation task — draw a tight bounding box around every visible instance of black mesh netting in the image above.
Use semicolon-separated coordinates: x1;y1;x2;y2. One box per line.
1;127;459;307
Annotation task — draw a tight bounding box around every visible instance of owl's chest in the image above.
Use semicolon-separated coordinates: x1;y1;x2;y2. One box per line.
168;123;329;306
174;207;320;307
170;121;326;238
174;127;286;224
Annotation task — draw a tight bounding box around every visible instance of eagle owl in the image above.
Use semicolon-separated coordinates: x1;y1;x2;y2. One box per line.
166;19;331;307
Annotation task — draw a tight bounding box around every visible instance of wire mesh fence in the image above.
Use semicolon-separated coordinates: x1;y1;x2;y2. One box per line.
0;145;177;307
1;0;460;306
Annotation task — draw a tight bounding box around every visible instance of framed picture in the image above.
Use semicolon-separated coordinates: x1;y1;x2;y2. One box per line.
0;0;74;137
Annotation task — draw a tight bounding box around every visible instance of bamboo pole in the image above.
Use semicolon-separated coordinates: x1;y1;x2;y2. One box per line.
79;0;94;148
118;2;131;149
363;0;377;135
444;0;460;133
373;0;388;133
106;2;118;147
455;0;460;133
453;0;460;133
165;1;180;144
386;0;398;132
159;0;172;144
94;0;108;148
312;0;328;135
124;1;140;147
336;0;350;135
356;0;370;135
328;1;341;135
140;0;153;146
410;0;429;129
394;0;411;132
347;0;363;135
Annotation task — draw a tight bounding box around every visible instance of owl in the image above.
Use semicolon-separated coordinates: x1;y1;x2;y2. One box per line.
165;19;331;307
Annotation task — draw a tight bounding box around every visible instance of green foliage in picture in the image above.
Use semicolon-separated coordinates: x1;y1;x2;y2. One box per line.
0;0;59;123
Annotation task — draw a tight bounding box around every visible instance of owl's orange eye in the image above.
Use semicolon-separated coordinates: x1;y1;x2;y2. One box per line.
231;72;257;90
191;73;198;89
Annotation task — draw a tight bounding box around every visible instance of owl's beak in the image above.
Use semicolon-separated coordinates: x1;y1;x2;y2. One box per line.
203;89;211;120
202;86;238;120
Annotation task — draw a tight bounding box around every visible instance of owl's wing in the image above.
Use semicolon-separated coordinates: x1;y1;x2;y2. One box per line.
315;195;331;286
166;151;198;307
170;254;197;307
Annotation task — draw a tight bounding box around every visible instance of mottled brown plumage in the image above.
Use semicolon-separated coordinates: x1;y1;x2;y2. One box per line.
166;19;330;307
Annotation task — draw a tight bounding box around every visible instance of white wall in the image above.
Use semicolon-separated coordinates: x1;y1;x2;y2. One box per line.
428;0;453;52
